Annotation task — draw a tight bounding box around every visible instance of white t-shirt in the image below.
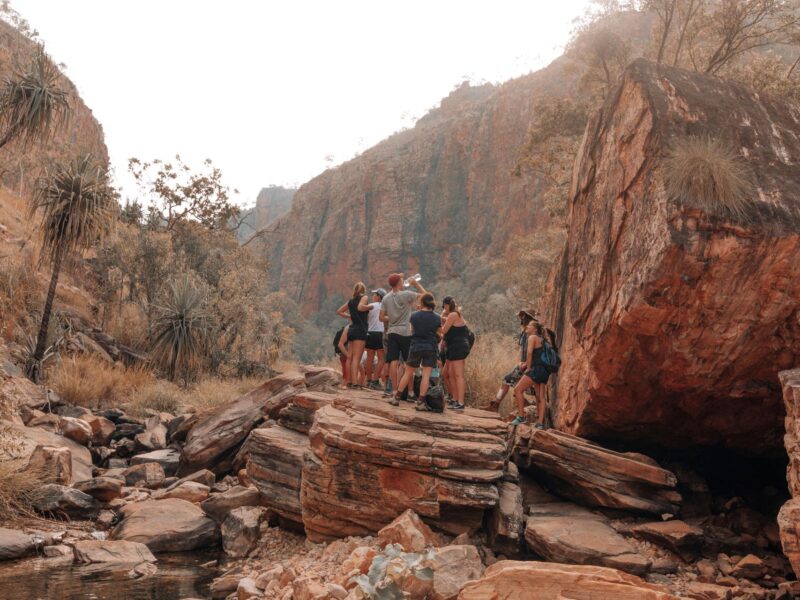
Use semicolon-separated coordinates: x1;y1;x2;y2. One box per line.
368;302;384;332
381;290;417;336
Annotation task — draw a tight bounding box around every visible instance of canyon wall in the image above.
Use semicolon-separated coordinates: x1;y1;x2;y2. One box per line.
0;20;108;192
544;59;800;451
237;186;296;243
263;67;573;314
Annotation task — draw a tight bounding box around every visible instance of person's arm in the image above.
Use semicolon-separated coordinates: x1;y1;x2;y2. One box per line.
357;295;371;311
409;277;427;296
338;326;350;357
441;312;457;335
435;325;443;343
379;308;389;324
336;302;349;319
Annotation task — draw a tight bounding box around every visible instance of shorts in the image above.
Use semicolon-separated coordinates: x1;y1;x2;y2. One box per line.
446;341;470;361
366;331;384;350
503;366;522;386
405;349;437;369
525;365;550;384
348;325;368;342
386;333;411;363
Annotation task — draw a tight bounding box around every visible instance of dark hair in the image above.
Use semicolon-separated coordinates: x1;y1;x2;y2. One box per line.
442;296;459;315
421;293;436;310
530;322;544;336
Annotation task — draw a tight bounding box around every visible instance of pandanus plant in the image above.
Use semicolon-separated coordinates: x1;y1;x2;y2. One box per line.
0;45;70;149
26;156;116;382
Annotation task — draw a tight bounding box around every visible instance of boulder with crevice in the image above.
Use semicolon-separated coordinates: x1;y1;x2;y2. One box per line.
110;498;219;552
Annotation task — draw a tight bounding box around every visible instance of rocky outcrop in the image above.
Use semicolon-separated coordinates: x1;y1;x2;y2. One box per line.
779;369;800;577
544;59;800;450
237;186;296;243
513;427;680;515
110;498;219;552
458;561;679;600
301;394;507;541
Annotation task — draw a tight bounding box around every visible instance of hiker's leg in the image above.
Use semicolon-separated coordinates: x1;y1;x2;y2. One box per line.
514;376;534;418
397;363;413;393
339;355;348;388
419;366;433;398
375;349;385;383
365;349;375;383
451;359;466;405
348;341;365;385
535;383;547;425
441;361;450;394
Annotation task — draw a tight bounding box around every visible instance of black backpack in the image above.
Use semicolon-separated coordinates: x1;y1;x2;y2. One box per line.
466;326;476;349
424;385;445;413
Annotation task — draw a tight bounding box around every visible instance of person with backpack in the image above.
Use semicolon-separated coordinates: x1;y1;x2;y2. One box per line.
440;296;470;410
390;292;442;410
512;321;555;427
336;282;371;388
489;308;536;412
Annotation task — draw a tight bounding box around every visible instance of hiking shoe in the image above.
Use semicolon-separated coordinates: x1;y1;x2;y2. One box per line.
511;416;525;425
388;396;400;406
451;403;465;411
367;380;382;391
534;423;546;430
383;389;393;397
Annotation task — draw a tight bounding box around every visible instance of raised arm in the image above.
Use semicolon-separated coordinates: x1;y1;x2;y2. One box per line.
409;277;427;297
336;302;349;319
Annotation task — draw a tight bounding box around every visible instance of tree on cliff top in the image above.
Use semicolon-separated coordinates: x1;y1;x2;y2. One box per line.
0;45;69;149
26;155;117;382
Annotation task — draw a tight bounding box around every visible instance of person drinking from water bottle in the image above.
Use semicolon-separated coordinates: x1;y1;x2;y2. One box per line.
380;273;426;400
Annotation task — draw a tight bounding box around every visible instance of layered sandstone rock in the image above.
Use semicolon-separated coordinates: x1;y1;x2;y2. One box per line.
779;369;800;576
300;394;507;541
458;561;680;600
513;427;680;515
544;59;800;450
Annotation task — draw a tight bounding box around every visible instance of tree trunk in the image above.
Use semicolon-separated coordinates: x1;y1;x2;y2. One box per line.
27;247;64;382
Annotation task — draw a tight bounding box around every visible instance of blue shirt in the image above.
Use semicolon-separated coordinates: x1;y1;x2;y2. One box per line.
410;310;441;353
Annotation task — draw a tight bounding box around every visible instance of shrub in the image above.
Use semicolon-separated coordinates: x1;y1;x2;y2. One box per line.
464;332;518;411
665;136;755;222
0;426;44;520
48;355;152;408
126;380;183;417
126;375;265;417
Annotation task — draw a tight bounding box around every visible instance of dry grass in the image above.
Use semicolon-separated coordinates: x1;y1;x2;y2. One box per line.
48;355;153;408
106;302;149;350
665;136;755;222
0;426;45;520
464;332;518;411
126;375;265;417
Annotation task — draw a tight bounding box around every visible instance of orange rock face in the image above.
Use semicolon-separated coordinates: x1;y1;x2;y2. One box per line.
545;59;800;450
263;73;567;314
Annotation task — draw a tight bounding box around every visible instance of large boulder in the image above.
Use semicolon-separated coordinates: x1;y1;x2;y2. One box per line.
123;462;166;489
1;420;92;483
0;528;35;560
73;540;156;564
26;445;72;485
377;509;440;552
513;427;680;515
58;416;93;446
73;476;123;502
300;393;507;541
180;371;306;473
221;506;268;558
82;414;116;446
458;561;679;600
31;483;100;518
429;545;484;600
130;448;180;476
152;481;209;503
110;498;219;552
543;59;800;450
200;485;263;523
524;503;650;575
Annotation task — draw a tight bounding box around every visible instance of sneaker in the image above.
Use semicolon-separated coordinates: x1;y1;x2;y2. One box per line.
451;403;465;411
383;388;393;397
511;416;525;425
368;380;382;391
534;423;546;430
388;395;400;407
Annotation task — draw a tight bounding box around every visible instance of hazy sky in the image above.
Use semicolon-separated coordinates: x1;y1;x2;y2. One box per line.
12;1;591;205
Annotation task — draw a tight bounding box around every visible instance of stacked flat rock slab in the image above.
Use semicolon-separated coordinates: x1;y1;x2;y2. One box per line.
513;427;680;515
458;561;680;600
300;393;507;541
542;59;800;450
778;369;800;577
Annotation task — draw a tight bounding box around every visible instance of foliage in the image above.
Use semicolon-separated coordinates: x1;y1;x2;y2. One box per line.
568;21;632;100
354;544;434;600
725;51;800;101
128;155;240;231
0;44;69;149
665;135;755;221
0;448;43;520
49;354;152;408
120;198;143;225
150;274;210;383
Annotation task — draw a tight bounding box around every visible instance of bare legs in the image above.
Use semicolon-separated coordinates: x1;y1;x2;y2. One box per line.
366;349;385;385
513;376;548;425
449;359;465;406
397;365;432;400
348;340;366;386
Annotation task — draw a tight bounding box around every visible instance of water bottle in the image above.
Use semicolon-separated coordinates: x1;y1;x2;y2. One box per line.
404;273;422;288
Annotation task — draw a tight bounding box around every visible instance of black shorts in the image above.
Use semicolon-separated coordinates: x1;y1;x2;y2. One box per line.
366;331;384;350
386;333;411;363
525;365;550;384
446;341;470;361
406;349;437;369
348;325;368;342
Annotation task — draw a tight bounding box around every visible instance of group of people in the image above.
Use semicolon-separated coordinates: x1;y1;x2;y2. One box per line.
333;272;556;426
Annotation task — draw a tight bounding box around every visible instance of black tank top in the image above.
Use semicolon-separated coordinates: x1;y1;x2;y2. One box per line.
445;323;469;346
531;336;545;366
348;296;368;331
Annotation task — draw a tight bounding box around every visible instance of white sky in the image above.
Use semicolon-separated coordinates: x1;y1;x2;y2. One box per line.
12;1;592;205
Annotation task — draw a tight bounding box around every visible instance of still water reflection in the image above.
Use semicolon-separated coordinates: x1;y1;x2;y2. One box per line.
0;552;219;600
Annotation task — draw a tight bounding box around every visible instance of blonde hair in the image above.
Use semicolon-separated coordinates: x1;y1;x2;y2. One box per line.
352;282;366;298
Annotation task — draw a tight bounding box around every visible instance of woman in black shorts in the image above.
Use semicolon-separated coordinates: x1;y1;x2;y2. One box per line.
441;296;470;410
512;321;550;427
391;293;441;407
336;282;371;387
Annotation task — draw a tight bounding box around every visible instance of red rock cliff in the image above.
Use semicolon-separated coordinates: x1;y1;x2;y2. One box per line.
545;59;800;451
264;67;574;313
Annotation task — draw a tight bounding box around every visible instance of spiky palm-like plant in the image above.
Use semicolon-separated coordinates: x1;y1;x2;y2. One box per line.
0;45;70;149
151;276;210;383
26;155;116;382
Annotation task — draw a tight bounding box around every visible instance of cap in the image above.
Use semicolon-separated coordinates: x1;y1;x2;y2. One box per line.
372;288;387;299
388;273;403;288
